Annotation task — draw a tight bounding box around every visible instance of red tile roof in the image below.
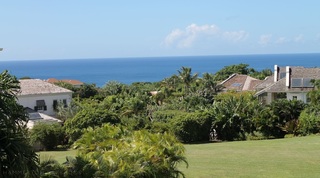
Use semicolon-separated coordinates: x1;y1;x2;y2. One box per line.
47;78;84;86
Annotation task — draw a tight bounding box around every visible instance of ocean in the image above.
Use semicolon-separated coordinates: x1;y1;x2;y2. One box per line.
0;53;320;87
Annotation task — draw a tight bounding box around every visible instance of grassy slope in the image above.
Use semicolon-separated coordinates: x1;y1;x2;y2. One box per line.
38;136;320;177
179;135;320;178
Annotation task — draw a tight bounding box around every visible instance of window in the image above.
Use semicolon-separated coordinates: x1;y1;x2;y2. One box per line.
292;96;298;100
291;78;302;87
53;100;58;111
231;83;242;87
275;92;287;99
63;99;67;107
35;100;47;111
307;97;311;103
279;72;286;79
292;78;314;88
302;78;313;88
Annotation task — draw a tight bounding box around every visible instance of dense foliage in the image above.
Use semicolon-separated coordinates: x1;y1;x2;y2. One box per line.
73;124;188;177
64;102;120;143
51;64;320;144
30;123;64;150
11;63;319;177
212;92;260;141
256;99;305;138
170;111;212;143
214;63;272;81
0;70;39;177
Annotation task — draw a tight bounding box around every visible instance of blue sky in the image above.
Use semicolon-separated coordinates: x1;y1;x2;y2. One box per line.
1;1;320;60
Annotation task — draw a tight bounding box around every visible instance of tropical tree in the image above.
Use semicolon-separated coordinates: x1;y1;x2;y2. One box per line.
307;79;320;105
56;100;80;122
101;80;126;96
30;123;64;150
39;156;64;178
212;92;260;141
74;124;188;177
75;83;98;99
161;75;180;92
178;67;198;95
63;156;98;178
251;69;273;80
170;111;213;143
297;80;320;135
256;99;305;138
64;103;120;143
53;81;75;91
298;105;320;135
214;63;255;81
0;70;39;177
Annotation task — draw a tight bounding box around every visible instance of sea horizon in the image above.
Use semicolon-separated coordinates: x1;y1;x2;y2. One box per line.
1;53;320;87
1;52;320;62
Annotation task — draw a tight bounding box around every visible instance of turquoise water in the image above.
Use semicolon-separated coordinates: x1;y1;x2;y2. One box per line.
0;53;319;86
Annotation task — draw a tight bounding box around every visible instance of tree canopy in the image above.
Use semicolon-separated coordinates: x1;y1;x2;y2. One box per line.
0;70;39;177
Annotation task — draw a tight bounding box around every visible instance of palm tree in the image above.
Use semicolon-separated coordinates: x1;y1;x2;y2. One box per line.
178;67;198;95
0;70;39;177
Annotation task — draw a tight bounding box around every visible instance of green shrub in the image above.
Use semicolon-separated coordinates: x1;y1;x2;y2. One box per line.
170;111;212;143
30;123;64;151
64;106;120;143
152;110;186;122
297;105;320;135
256;99;305;138
212;93;259;141
146;121;171;134
74;124;187;177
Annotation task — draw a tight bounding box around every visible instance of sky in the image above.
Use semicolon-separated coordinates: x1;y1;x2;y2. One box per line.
1;1;320;61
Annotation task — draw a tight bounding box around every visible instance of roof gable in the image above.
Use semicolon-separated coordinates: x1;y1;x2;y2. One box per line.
221;74;262;91
18;79;73;96
255;66;320;95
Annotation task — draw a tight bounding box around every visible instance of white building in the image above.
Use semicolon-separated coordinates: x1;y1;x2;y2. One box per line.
255;65;320;104
17;79;73;116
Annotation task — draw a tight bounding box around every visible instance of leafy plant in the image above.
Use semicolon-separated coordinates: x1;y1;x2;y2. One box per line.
0;70;39;177
30;122;64;150
74;124;188;177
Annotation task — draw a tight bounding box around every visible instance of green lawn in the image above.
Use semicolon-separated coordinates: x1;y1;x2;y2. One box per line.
179;135;320;178
38;149;77;164
38;136;320;178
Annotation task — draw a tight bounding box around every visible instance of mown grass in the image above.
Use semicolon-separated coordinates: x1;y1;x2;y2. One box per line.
179;135;320;178
38;149;77;164
38;135;320;177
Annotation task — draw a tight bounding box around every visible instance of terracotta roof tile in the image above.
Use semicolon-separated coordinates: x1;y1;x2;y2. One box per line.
47;78;84;86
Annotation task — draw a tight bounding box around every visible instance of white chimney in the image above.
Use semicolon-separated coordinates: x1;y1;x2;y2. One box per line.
274;65;278;82
286;66;290;87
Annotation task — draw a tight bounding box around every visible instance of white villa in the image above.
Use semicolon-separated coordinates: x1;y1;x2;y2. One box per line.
17;79;73;129
255;65;320;104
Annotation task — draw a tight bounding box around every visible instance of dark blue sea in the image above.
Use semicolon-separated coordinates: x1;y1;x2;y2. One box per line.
0;53;320;87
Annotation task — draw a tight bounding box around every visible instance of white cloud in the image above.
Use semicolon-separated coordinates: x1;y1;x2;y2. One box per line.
294;34;304;43
258;34;272;45
163;24;247;48
223;31;248;42
275;37;287;44
164;29;184;46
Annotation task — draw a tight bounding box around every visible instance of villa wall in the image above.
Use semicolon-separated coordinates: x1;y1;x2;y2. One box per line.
286;92;308;103
17;93;72;116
